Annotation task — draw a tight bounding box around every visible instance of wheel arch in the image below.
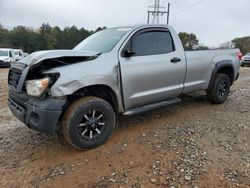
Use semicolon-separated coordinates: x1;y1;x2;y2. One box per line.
208;61;235;90
66;84;120;113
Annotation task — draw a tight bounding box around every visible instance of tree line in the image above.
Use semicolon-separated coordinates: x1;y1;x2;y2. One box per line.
0;23;106;53
0;23;249;54
178;32;250;54
232;37;250;55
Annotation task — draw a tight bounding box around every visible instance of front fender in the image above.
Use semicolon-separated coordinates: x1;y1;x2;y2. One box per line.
51;74;119;97
45;61;124;112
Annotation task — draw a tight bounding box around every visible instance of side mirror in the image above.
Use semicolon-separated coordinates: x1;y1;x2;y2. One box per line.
123;50;136;57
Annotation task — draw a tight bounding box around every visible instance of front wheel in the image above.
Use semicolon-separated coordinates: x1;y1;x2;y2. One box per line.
62;97;116;150
207;74;231;104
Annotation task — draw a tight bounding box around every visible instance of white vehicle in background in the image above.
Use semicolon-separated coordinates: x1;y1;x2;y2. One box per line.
0;48;16;68
23;52;29;57
241;53;250;66
14;49;24;61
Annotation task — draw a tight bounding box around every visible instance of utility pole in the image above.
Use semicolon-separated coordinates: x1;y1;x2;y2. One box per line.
167;3;170;25
147;0;170;25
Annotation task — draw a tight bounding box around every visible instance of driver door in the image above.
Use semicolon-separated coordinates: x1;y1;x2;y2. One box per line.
118;28;186;110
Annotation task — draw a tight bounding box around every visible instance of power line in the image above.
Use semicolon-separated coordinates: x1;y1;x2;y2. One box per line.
171;0;187;8
171;0;188;13
171;0;205;16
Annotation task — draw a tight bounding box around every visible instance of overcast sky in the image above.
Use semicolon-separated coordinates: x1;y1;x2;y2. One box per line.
0;0;249;47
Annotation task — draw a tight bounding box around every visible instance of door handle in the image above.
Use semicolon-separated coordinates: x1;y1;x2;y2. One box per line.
171;57;181;63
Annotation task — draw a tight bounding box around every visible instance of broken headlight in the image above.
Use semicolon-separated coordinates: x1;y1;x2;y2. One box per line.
25;77;50;97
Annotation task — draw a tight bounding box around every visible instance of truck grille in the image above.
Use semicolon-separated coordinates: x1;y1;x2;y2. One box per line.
8;63;27;90
8;69;22;89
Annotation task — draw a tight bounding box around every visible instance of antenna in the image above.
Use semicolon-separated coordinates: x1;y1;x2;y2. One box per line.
147;0;170;24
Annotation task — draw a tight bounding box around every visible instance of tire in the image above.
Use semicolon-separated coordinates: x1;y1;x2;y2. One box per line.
207;74;231;104
62;96;116;150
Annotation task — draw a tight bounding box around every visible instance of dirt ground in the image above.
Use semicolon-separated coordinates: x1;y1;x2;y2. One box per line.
0;67;249;188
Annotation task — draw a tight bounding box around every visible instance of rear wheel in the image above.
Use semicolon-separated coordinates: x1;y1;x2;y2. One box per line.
207;74;231;104
62;97;116;150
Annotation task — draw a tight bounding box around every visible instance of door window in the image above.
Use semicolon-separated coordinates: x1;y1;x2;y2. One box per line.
132;30;174;56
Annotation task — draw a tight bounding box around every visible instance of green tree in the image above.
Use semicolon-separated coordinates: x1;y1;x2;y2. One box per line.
39;23;54;49
49;26;62;49
196;45;209;50
26;32;47;52
8;26;46;53
0;23;8;32
232;37;250;55
0;23;111;53
95;26;107;32
59;26;93;49
8;26;28;50
0;23;10;47
178;32;199;50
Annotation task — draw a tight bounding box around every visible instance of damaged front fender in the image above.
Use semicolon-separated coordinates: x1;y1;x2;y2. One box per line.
41;53;124;112
45;60;120;97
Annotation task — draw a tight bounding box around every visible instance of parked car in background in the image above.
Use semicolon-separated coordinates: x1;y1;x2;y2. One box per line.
241;53;250;66
0;48;15;68
14;49;24;61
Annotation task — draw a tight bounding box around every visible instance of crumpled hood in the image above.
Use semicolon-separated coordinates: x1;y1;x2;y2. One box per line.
19;50;98;67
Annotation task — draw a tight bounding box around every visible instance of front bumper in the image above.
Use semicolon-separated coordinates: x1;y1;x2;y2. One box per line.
241;60;250;65
8;91;67;134
0;61;11;68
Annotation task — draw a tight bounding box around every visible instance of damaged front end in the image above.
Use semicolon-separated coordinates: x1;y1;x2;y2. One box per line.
8;50;98;94
8;50;98;134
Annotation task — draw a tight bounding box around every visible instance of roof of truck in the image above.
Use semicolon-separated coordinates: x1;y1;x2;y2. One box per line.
0;48;13;51
111;24;171;29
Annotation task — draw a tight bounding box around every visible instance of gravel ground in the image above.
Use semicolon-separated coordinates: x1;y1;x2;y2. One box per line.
0;67;249;188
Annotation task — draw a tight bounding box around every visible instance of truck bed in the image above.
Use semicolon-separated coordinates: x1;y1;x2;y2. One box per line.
183;49;240;94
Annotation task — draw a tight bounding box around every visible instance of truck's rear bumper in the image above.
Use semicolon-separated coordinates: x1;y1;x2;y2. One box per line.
8;93;67;135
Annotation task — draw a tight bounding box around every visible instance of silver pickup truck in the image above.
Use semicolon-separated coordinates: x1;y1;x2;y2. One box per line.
8;24;241;150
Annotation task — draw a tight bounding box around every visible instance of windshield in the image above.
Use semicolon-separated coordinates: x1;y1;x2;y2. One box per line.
0;50;9;57
14;51;19;55
74;27;131;54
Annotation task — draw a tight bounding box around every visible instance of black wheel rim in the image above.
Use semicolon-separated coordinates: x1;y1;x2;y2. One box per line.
78;110;106;140
218;81;227;97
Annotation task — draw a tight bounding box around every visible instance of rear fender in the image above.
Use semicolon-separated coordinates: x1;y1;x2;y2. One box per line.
208;60;234;90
